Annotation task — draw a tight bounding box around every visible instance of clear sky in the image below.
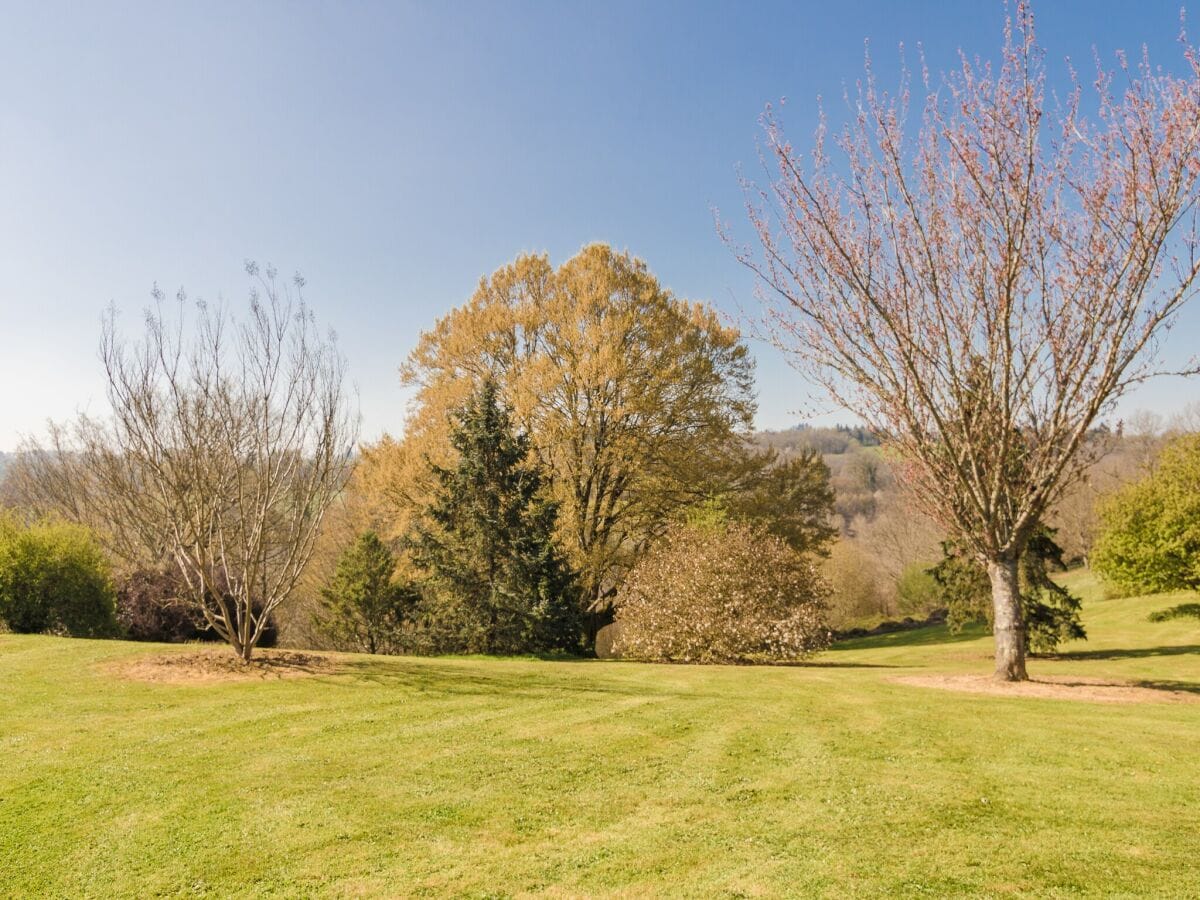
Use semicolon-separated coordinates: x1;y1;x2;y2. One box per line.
1;0;1197;450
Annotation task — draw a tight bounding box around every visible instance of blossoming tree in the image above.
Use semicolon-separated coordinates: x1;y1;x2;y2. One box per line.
737;5;1200;679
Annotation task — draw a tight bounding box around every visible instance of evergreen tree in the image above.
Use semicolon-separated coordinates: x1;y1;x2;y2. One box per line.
930;525;1086;654
408;381;581;654
321;531;417;654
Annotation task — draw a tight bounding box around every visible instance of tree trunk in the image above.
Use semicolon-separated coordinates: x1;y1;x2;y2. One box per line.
987;556;1027;681
239;629;254;663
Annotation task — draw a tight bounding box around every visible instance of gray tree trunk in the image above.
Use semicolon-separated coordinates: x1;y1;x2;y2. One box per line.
987;557;1027;681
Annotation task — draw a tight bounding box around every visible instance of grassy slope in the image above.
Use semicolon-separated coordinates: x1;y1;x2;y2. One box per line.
2;571;1198;898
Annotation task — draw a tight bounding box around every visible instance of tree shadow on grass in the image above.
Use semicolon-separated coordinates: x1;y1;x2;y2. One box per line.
776;660;914;669
832;622;989;652
326;657;702;700
317;653;914;701
1132;679;1200;695
541;654;909;668
1048;644;1200;661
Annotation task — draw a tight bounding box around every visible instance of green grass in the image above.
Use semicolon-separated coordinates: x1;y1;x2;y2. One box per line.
3;570;1199;897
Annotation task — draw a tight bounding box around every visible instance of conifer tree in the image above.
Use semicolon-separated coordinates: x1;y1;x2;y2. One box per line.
408;381;581;654
321;531;416;655
931;526;1086;654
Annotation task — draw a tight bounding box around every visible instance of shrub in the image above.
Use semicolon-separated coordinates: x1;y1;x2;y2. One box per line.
895;562;940;616
114;564;278;645
1092;433;1200;595
115;566;206;642
613;521;830;664
0;513;117;637
321;531;418;654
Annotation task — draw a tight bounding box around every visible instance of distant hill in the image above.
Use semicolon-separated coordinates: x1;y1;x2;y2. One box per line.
751;424;879;458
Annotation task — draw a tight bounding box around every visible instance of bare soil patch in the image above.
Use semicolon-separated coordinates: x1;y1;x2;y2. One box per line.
110;647;338;685
893;673;1198;704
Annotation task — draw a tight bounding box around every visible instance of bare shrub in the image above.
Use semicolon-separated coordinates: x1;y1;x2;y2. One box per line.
613;522;830;664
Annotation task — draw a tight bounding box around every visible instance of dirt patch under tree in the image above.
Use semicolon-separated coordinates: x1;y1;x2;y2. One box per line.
893;673;1198;704
108;647;338;685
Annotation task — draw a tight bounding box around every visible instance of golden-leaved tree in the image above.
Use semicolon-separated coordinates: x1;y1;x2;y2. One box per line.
364;244;757;631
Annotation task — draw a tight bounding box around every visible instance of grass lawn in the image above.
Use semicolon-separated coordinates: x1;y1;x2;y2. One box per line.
3;571;1199;897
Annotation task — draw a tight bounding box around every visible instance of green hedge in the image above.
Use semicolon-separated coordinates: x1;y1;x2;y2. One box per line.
0;513;117;637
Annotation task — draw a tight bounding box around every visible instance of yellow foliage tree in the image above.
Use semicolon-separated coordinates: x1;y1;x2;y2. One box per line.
363;244;756;629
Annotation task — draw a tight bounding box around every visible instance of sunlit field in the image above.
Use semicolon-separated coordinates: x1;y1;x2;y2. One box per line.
3;572;1198;897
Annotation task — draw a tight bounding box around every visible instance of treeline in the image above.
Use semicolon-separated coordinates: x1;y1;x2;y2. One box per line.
754;424;880;457
0;247;835;663
1;248;1194;663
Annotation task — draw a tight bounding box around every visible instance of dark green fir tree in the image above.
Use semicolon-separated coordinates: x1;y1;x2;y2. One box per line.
930;525;1086;654
408;380;581;654
321;530;417;655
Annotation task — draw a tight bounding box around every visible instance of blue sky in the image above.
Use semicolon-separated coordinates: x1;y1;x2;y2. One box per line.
1;0;1196;450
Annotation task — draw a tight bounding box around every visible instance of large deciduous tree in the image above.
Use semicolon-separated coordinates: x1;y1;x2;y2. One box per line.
722;448;836;555
376;243;756;632
735;6;1200;679
14;264;357;660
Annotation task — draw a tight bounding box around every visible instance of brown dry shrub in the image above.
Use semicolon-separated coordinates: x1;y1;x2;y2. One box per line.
612;522;830;664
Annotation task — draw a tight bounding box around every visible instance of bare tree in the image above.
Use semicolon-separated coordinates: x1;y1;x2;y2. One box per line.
734;6;1200;679
15;264;357;660
1168;399;1200;434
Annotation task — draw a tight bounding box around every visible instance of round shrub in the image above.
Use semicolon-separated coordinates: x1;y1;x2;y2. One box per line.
114;565;278;646
0;513;117;637
1092;433;1200;595
115;566;206;642
613;521;830;664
